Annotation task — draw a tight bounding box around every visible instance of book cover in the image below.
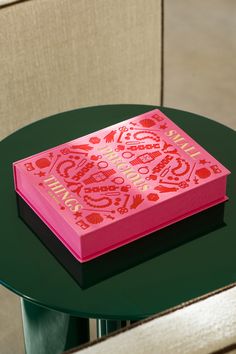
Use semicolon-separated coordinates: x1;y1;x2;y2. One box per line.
13;109;230;262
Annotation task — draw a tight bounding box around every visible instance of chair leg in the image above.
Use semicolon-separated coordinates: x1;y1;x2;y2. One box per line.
21;298;89;354
96;319;127;338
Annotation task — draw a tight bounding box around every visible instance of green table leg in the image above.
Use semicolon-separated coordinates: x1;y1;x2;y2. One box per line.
21;298;89;354
96;319;127;338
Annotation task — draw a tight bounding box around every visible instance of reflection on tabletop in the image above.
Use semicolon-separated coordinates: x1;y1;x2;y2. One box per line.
16;194;226;289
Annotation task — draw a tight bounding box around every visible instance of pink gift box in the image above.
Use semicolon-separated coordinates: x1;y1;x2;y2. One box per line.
13;109;230;262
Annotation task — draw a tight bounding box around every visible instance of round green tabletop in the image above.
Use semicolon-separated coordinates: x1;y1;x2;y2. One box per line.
0;104;235;320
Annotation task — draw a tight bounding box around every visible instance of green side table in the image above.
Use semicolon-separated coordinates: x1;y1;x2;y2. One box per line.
0;105;235;354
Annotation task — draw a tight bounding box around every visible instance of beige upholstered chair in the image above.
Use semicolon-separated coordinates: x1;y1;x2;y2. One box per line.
0;0;162;141
1;0;236;141
65;284;236;354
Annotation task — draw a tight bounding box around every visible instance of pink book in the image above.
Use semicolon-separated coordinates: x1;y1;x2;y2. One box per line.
13;109;230;262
